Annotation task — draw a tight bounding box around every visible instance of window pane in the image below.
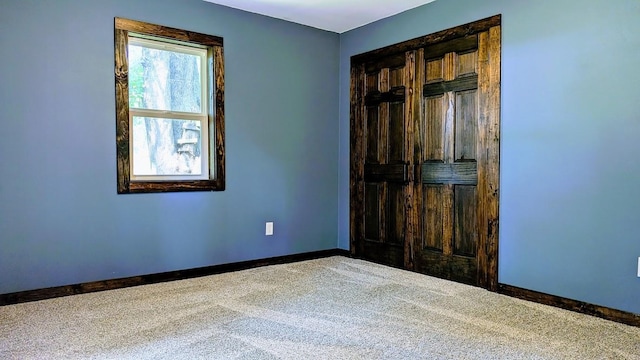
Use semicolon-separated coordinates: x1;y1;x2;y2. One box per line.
132;116;202;176
128;44;202;113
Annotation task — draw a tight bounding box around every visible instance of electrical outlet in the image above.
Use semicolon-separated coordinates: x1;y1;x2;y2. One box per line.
265;222;274;236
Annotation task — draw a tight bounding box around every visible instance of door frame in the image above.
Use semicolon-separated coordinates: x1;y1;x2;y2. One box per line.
350;15;501;290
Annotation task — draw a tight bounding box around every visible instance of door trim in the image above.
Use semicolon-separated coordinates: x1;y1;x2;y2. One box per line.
350;15;501;290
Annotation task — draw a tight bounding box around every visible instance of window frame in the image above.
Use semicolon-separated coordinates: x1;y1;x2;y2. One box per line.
128;36;209;181
114;17;225;193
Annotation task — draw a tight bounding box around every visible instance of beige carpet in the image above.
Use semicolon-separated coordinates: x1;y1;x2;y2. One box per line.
1;256;639;359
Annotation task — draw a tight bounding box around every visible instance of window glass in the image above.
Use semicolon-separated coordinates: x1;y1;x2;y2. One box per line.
131;117;203;176
128;41;203;113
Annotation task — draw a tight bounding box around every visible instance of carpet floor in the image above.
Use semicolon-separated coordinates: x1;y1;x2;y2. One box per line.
1;256;639;359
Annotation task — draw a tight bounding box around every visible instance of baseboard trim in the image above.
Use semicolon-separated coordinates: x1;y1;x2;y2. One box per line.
498;284;640;327
4;252;636;328
0;249;351;306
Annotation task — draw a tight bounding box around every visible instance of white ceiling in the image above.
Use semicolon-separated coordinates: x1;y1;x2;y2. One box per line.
203;0;437;33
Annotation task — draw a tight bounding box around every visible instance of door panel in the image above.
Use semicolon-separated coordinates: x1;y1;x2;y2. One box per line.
455;90;478;161
366;107;379;163
388;102;405;163
457;51;477;76
423;184;444;251
387;184;405;245
425;96;445;160
454;185;478;257
351;15;500;289
364;183;380;241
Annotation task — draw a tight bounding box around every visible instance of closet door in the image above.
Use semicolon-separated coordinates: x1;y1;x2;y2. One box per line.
351;16;500;289
351;54;411;268
413;26;498;287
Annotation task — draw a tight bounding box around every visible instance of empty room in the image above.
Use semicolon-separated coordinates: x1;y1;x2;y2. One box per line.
1;0;639;358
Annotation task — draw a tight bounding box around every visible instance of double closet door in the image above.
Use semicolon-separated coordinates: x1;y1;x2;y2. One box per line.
350;16;501;289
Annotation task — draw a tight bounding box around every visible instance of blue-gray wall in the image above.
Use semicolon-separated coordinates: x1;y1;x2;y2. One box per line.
2;0;639;316
0;0;339;293
339;0;640;314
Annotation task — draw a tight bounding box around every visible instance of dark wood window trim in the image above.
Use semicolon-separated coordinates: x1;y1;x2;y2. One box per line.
114;18;225;193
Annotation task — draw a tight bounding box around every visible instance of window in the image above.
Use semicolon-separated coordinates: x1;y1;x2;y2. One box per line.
115;18;225;193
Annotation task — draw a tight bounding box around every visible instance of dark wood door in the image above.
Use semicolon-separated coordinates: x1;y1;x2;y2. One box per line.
352;55;410;268
351;16;501;289
413;35;483;285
